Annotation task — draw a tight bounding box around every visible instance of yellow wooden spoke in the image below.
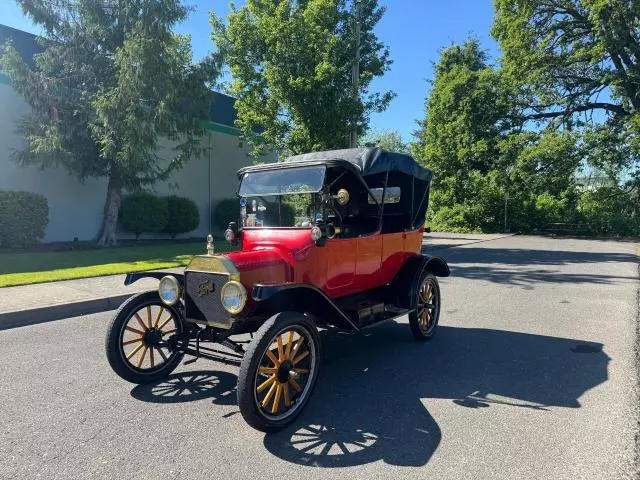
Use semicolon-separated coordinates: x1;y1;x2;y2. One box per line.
257;375;276;393
289;377;302;392
289;336;305;360
266;349;280;367
125;326;145;336
149;348;155;368
162;328;177;335
259;366;278;375
292;350;309;365
283;382;291;408
157;316;174;331
134;313;148;332
137;345;149;368
157;348;168;362
272;384;283;414
277;335;285;362
262;381;277;407
293;368;309;374
126;342;145;360
284;331;295;358
153;307;164;328
122;337;143;346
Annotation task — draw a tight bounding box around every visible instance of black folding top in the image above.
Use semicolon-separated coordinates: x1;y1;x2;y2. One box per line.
284;147;432;182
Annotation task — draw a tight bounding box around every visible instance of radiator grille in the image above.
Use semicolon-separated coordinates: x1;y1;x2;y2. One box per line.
184;271;232;328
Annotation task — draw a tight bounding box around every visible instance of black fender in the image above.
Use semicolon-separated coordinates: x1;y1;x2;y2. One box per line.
251;284;359;332
124;271;184;287
390;254;449;309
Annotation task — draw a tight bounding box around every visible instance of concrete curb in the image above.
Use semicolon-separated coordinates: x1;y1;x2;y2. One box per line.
0;294;130;331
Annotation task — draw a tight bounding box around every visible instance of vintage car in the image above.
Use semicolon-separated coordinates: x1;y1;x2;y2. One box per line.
105;147;450;431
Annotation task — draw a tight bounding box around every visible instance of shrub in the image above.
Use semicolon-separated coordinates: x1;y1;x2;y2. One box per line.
120;193;168;239
213;198;240;230
0;191;49;247
164;195;200;238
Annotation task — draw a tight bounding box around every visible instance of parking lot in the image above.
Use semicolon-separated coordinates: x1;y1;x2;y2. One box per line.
1;234;638;479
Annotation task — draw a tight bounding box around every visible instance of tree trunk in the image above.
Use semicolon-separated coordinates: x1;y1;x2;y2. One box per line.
96;171;123;247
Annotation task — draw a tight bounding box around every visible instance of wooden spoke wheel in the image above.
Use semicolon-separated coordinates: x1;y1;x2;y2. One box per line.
106;291;185;384
238;312;320;432
409;273;440;341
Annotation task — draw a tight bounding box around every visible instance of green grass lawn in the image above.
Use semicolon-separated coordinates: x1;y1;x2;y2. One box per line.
0;242;237;287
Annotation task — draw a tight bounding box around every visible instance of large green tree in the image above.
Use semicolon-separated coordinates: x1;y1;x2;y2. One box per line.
211;0;394;156
412;41;511;202
493;0;639;217
492;0;640;121
1;0;219;246
413;40;583;232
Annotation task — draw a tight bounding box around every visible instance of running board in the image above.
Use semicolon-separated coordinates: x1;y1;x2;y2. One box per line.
360;306;414;330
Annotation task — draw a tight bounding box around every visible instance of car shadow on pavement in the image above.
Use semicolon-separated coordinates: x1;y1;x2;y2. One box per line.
130;370;237;405
263;322;610;468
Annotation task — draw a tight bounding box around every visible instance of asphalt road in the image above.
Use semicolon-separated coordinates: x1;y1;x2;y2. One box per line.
1;235;638;480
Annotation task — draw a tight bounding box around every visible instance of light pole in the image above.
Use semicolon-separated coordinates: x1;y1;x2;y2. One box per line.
349;0;361;148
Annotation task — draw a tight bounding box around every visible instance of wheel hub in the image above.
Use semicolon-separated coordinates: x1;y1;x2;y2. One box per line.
277;360;293;383
144;328;163;347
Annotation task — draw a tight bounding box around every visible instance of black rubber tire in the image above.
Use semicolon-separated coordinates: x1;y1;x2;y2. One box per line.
105;291;185;385
408;273;441;341
237;312;321;432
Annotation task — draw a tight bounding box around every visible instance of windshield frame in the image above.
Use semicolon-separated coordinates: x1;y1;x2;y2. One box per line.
238;165;327;198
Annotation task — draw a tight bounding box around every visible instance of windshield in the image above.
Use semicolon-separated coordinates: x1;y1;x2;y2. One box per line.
239;165;326;197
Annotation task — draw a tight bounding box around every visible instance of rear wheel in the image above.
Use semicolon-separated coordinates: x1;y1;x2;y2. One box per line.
408;273;440;341
237;312;320;432
105;291;185;384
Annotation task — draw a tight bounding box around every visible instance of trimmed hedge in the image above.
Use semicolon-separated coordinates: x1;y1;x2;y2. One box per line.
120;193;168;239
0;191;49;248
213;198;296;230
213;198;240;230
164;195;200;238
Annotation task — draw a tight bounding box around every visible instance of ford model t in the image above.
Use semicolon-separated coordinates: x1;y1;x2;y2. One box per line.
105;147;450;431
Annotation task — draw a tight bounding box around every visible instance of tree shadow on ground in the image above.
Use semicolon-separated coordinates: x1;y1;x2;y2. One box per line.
436;246;638;288
263;323;609;468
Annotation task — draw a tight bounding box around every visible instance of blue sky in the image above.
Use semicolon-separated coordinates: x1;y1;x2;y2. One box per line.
1;1;499;142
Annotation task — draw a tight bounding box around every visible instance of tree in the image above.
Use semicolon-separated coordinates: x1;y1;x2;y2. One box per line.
492;0;640;122
359;129;409;153
413;40;583;233
211;0;394;157
492;0;640;209
1;0;219;245
412;41;511;202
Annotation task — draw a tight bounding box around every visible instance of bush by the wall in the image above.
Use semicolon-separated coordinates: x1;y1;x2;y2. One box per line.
164;195;200;238
213;199;240;230
120;193;168;239
0;191;49;248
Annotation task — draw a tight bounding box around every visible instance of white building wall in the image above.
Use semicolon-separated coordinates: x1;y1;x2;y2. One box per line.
0;82;269;242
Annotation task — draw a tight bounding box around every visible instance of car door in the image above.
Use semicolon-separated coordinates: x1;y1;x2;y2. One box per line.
324;237;357;294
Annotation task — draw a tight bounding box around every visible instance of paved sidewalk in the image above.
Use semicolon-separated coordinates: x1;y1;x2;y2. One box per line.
0;268;181;329
0;233;513;329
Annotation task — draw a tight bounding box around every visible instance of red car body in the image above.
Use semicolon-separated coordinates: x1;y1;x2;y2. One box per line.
227;227;424;300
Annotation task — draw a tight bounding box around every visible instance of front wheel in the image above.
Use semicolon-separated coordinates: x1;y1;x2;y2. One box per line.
408;273;441;341
237;312;321;432
105;291;185;384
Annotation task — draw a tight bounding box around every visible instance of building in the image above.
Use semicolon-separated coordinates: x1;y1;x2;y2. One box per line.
0;24;270;243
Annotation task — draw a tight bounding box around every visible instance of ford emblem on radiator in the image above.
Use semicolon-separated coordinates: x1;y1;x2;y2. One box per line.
197;279;215;297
